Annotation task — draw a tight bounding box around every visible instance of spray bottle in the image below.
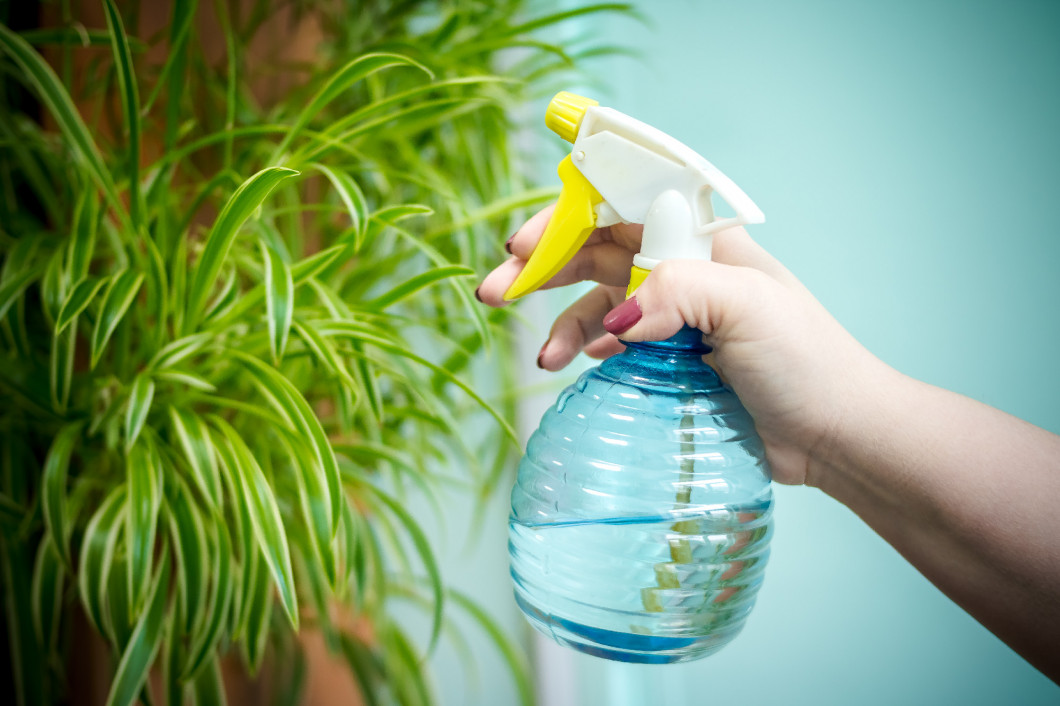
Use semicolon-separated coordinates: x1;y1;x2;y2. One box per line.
507;92;773;664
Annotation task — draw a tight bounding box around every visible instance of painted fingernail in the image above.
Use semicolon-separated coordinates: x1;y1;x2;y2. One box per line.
536;339;550;369
505;234;516;254
474;285;483;303
603;296;642;336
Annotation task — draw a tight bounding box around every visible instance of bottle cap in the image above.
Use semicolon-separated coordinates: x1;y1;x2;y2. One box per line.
545;92;598;144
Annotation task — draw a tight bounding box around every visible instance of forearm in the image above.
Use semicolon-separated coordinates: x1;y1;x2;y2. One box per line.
810;368;1060;681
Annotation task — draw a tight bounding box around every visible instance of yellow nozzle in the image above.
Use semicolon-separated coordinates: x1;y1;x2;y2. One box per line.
505;155;603;300
545;92;598;143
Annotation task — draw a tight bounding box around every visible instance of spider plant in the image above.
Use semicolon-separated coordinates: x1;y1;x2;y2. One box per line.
0;1;632;704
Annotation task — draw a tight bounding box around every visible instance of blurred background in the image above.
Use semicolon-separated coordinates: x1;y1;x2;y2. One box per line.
429;0;1060;704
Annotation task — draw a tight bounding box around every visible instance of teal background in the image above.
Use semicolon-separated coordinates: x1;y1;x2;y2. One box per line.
411;1;1060;704
547;0;1060;704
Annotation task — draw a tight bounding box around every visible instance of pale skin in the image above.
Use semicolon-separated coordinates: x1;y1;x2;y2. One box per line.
477;204;1060;683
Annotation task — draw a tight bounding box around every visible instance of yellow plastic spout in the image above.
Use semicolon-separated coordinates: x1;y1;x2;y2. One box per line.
504;155;603;300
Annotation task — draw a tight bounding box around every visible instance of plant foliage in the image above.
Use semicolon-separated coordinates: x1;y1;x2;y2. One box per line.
0;0;631;703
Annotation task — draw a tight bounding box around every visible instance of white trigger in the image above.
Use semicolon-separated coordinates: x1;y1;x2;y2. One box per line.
633;189;707;270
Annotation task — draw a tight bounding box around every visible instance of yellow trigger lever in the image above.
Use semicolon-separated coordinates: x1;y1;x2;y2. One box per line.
504;155;604;301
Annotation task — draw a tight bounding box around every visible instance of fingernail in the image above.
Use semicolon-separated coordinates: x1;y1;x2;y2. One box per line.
474;285;483;303
505;234;516;254
603;296;642;336
536;339;550;369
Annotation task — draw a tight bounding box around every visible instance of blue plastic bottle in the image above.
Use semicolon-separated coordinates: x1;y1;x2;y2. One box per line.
503;92;772;663
509;326;773;664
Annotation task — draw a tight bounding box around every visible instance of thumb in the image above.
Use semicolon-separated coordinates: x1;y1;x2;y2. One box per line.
602;259;778;344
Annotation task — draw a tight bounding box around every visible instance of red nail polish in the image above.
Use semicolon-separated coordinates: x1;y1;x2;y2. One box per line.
505;234;516;254
536;339;550;369
603;296;642;336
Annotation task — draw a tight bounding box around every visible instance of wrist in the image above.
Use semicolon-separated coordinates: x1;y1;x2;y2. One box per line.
803;352;910;498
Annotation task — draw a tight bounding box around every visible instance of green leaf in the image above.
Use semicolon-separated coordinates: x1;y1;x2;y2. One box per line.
166;482;208;636
189;655;227;706
78;486;126;636
185;167;298;332
270;52;433;162
105;542;172;706
148;332;213;370
0;24;125;228
1;532;47;705
55;276;107;335
180;523;233;683
168;408;222;512
320;323;519;444
212;417;299;629
232;351;341;540
260;241;293;364
277;432;337;589
102;0;143;232
292;319;354;386
382;623;434;706
124;373;155;451
67;189;99;281
311;163;367;250
90;269;144;370
339;633;384;706
49;318;77;413
31;535;64;654
154;370;216;393
0;263;45;323
363;484;444;657
41;421;82;569
449;589;535;706
242;542;272;674
141;0;198;115
126;440;162;616
291;244;348;283
367;265;474;310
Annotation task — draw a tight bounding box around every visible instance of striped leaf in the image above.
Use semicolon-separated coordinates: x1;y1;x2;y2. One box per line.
367;265;474;310
125;440;162;616
124;373;155;451
31;535;64;654
41;421;82;569
212;417;299;629
232;351;341;539
260;241;293;364
0;24;125;226
102;0;143;231
55;276;107;335
179;522;233;683
364;484;444;656
78;486;126;636
105;542;171;706
166;481;208;636
270;52;432;162
89;269;144;369
49;318;76;414
311;163;367;250
168;408;222;512
185;167;298;332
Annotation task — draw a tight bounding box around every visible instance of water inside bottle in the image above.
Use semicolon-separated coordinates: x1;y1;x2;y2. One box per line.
509;500;772;664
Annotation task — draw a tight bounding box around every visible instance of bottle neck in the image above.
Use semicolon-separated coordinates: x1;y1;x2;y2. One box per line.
623;325;713;355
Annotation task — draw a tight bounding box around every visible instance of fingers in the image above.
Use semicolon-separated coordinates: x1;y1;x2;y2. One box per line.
605;259;783;345
537;284;626;371
476;203;645;307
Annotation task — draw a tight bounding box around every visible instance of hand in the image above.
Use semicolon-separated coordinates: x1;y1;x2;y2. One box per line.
476;204;891;487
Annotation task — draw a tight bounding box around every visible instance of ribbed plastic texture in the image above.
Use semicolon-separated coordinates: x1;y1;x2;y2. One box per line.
509;326;773;664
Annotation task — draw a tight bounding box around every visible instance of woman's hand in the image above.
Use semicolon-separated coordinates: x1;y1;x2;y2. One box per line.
476;204;889;487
